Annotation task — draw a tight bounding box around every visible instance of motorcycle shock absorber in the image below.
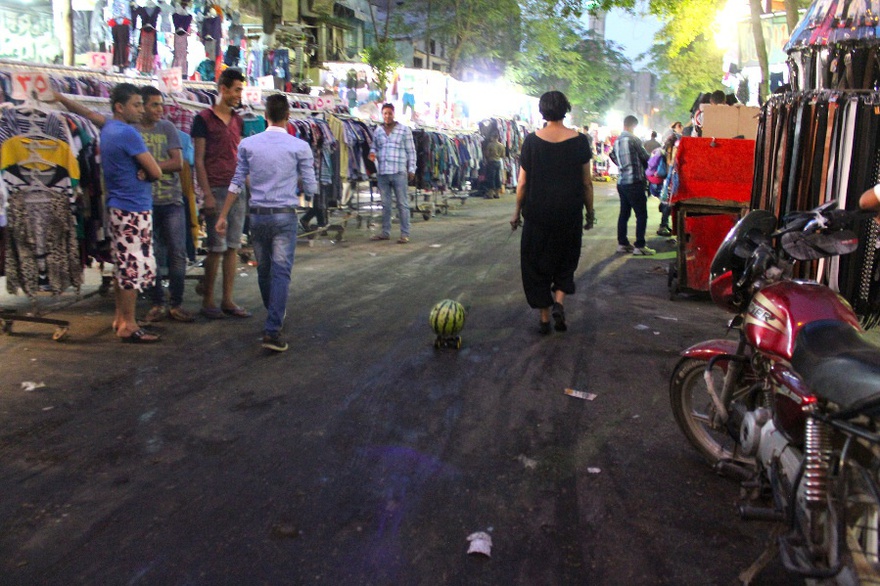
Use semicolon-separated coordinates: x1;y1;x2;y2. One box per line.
803;414;833;510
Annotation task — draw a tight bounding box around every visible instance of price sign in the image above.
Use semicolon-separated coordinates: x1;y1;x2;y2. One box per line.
87;52;113;71
11;71;53;101
257;75;275;90
242;86;261;106
156;67;183;94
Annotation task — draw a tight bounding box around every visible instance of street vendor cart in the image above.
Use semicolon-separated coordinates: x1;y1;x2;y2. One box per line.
667;137;754;298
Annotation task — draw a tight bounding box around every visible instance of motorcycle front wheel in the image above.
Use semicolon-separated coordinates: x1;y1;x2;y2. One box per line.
669;357;755;467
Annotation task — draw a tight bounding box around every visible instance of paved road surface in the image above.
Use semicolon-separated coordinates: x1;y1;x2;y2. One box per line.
0;182;800;585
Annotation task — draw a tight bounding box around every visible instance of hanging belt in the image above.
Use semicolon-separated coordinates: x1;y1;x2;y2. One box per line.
819;99;838;204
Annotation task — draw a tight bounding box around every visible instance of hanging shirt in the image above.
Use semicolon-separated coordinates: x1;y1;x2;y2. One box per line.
101;119;152;212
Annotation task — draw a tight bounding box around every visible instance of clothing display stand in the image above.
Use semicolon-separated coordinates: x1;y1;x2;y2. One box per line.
0;100;80;341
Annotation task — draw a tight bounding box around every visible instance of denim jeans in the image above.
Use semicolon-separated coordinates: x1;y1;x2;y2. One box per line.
150;203;188;307
486;160;502;190
377;172;410;238
617;181;649;248
249;212;297;335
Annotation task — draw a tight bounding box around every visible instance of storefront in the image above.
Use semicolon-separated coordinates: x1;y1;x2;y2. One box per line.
0;0;65;64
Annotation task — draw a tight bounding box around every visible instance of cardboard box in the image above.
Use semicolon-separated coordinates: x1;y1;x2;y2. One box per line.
699;104;760;140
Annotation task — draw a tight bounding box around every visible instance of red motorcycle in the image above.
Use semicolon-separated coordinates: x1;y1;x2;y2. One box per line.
670;202;880;584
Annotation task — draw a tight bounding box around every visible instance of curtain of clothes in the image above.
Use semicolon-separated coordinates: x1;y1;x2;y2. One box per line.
412;129;483;191
327;114;376;182
0;105;92;298
751;91;880;326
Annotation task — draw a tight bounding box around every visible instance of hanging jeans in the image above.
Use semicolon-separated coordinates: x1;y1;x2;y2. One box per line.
150;203;188;308
112;24;130;69
377;172;410;238
249;212;297;335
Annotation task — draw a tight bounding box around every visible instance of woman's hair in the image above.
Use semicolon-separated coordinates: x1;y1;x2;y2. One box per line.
671;121;682;130
538;91;571;122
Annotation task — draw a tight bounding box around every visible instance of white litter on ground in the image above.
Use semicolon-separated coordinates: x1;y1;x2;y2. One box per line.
467;531;493;557
564;388;597;401
21;381;46;392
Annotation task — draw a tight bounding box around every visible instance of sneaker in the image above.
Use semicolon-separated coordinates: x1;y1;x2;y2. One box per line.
632;246;656;256
144;305;167;323
616;244;634;253
261;332;288;352
656;226;673;237
538;321;552;335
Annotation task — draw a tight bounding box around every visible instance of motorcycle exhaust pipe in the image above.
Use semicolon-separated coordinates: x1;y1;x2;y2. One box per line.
738;505;785;522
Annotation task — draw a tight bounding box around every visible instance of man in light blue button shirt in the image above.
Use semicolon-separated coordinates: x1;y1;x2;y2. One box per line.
216;94;318;352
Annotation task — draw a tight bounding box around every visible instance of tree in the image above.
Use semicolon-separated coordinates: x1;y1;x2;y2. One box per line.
507;0;629;124
364;1;403;94
592;0;809;104
646;32;727;123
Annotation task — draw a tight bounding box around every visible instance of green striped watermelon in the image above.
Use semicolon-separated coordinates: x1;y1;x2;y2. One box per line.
429;299;466;336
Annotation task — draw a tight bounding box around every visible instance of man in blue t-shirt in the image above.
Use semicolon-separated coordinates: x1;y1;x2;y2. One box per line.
54;84;162;342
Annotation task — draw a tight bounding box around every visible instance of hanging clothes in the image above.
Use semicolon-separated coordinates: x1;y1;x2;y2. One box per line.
171;12;192;73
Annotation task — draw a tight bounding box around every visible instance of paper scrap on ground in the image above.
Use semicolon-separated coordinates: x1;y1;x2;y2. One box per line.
564;388;597;401
516;454;538;470
467;531;493;557
21;381;46;392
429;244;442;248
634;324;650;330
656;315;679;321
587;467;602;474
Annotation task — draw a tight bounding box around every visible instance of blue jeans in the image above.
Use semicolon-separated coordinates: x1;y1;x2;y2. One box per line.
150;204;188;307
377;172;410;238
486;160;502;189
617;181;649;248
249;213;297;335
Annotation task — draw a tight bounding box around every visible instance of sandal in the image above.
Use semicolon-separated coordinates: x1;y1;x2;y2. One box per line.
222;305;253;318
169;306;195;322
144;305;166;323
397;237;410;244
200;307;226;319
120;328;160;343
539;321;552;335
370;234;390;241
552;303;567;332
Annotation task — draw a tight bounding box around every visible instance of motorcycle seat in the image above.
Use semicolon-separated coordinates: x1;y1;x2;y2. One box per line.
791;320;880;414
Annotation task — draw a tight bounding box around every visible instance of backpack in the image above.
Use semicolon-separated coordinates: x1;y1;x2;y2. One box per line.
656;156;669;179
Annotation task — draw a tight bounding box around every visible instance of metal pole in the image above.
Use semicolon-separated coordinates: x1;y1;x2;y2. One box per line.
425;0;430;70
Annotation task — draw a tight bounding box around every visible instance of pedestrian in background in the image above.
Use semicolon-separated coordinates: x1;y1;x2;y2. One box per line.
369;103;416;244
216;94;318;352
643;130;661;153
510;90;595;335
483;134;505;199
192;68;252;320
136;86;195;324
610;115;653;255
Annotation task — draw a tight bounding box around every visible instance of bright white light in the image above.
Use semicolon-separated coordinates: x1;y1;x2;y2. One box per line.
714;0;750;52
605;110;624;132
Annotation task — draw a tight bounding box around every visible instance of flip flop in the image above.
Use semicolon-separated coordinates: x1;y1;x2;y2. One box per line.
120;328;160;343
200;307;226;319
222;305;253;318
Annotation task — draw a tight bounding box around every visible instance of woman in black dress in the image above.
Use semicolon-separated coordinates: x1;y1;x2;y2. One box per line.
510;91;595;334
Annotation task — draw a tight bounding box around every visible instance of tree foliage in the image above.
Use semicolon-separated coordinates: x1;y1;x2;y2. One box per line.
646;31;727;123
362;40;401;95
507;0;630;124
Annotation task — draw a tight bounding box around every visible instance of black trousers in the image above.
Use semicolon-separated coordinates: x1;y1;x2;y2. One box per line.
520;220;581;309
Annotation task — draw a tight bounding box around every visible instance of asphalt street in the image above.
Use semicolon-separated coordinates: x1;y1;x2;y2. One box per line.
0;181;801;585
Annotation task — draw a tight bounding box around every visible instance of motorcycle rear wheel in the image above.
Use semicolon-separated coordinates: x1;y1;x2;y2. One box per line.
669;357;755;467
